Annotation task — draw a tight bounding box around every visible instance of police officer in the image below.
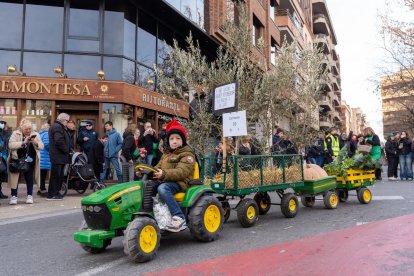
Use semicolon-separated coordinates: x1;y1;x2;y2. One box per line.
77;120;98;155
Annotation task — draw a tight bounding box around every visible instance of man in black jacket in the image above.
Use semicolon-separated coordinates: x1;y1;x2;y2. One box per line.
138;122;158;165
385;133;398;180
47;113;70;200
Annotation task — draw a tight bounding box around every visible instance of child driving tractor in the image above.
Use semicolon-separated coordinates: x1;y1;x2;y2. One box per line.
151;120;196;232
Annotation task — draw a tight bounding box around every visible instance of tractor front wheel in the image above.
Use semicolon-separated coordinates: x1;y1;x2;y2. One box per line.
123;217;161;263
188;196;224;242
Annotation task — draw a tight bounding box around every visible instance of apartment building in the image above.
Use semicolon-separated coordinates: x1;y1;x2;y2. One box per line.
381;70;414;137
312;0;342;130
351;107;369;135
340;100;352;134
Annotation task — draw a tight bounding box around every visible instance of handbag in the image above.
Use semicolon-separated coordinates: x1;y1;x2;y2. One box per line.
9;157;29;173
358;144;372;153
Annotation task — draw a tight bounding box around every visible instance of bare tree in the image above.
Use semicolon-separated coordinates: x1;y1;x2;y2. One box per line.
156;2;327;155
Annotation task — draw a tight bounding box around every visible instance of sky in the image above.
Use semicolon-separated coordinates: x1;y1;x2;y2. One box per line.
326;0;403;136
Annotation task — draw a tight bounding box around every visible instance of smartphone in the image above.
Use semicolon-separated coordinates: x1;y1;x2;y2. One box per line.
30;134;37;139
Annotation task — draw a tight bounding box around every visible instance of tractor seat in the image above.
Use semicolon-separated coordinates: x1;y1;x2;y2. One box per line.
174;192;185;203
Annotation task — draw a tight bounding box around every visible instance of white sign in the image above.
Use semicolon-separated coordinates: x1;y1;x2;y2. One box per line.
223;110;247;137
214;82;236;111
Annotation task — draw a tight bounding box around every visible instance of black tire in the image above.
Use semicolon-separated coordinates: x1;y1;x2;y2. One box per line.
188;196;224;242
59;182;68;197
221;201;231;223
323;191;339;209
123;216;161;263
236;198;259;228
254;192;271;215
338;190;349;203
300;195;315;207
79;221;111;254
93;182;106;192
357;188;372;204
280;193;299;218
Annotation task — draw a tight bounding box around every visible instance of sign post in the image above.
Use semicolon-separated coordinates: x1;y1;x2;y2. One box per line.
213;82;238;173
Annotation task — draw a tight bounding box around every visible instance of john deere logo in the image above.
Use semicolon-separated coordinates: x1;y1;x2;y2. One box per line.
100;84;108;93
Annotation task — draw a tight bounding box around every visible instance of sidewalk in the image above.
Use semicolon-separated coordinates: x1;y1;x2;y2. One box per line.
0;185;92;221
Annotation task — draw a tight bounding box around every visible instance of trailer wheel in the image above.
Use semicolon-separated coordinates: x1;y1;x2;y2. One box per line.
323;191;339;209
281;193;298;218
79;221;111;254
237;198;259;227
300;195;315;207
123;217;160;263
188;196;224;242
221;201;231;223
338;190;348;202
357;188;372;204
254;192;271;215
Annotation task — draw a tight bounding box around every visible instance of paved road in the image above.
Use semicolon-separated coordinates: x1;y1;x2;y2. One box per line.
1;177;414;276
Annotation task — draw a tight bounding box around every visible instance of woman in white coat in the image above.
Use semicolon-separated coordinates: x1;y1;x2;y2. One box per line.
8;119;44;204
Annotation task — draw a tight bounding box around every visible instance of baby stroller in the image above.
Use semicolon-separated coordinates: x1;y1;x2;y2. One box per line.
60;152;106;196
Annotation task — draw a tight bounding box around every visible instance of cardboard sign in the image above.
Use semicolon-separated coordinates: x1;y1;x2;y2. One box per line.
213;82;237;115
223;110;247;137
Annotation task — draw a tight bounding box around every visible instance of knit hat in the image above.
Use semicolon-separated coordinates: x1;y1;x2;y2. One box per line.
387;133;393;139
166;120;187;146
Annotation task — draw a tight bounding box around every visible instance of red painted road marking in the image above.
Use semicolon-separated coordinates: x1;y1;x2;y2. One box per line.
147;214;414;276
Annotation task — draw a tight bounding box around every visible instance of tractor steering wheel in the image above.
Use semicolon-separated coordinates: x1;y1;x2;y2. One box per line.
135;164;159;175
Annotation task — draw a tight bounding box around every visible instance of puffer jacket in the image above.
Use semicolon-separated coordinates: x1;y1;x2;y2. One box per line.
39;130;51;170
155;145;195;191
104;129;122;158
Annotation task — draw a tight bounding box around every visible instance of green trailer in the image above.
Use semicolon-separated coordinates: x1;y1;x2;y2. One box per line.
331;169;375;204
293;176;339;209
202;154;304;228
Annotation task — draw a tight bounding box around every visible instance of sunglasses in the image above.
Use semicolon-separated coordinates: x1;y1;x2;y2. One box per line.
86;124;92;127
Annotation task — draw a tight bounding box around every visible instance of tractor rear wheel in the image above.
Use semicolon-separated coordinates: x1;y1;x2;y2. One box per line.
123;217;160;263
189;196;224;242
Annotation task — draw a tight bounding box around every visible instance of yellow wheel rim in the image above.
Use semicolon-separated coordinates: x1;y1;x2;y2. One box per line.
288;199;296;212
260;200;268;210
139;225;157;254
363;190;371;202
204;205;221;233
247;205;256;220
330;194;338;207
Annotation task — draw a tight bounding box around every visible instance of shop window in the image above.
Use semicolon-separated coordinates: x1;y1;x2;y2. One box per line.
103;57;135;84
0;1;23;49
104;1;136;59
64;54;100;79
157;24;174;68
137;10;156;67
137;65;155;90
270;38;277;66
22;100;52;131
0;99;18;129
0;50;20;75
102;103;133;135
23;52;61;77
24;0;64;51
67;39;99;53
165;0;204;30
269;0;275;22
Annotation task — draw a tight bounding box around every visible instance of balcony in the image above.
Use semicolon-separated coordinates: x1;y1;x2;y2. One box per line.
313;13;329;35
331;110;341;121
319;96;333;111
332;94;340;106
314;34;331;54
330;60;339;75
276;9;304;48
319;117;333;128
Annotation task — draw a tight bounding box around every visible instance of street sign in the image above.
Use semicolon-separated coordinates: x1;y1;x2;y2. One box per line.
213;82;237;115
223;110;247;137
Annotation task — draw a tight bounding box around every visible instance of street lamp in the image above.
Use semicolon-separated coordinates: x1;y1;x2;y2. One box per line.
97;70;105;80
7;65;25;76
53;66;67;78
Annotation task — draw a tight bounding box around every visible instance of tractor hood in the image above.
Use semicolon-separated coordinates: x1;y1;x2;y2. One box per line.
81;182;142;205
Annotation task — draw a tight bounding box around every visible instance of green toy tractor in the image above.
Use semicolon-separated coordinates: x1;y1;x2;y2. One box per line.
73;165;224;263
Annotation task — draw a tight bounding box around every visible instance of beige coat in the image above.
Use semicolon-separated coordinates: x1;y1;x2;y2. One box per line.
8;130;44;189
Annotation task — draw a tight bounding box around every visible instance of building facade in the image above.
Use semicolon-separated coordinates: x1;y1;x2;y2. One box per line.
312;0;342;130
340;100;352;134
0;0;342;140
381;70;414;137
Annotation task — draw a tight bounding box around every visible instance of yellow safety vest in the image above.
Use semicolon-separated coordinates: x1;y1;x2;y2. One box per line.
324;134;340;156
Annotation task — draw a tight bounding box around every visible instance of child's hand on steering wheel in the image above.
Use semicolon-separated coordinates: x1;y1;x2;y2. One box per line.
154;169;163;179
